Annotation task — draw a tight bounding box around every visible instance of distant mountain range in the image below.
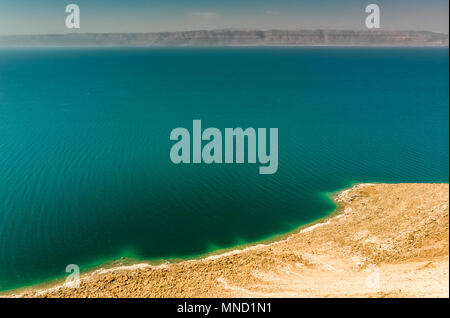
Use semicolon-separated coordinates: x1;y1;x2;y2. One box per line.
0;30;448;47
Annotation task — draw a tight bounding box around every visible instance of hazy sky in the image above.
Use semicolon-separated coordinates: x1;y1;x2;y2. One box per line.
0;0;448;35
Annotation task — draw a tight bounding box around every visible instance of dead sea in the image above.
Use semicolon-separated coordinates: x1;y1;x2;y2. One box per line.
0;48;448;292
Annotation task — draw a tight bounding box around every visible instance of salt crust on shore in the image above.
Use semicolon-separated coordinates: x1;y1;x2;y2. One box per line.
5;183;449;298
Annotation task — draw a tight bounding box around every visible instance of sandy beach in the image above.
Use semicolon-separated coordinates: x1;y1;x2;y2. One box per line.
5;183;449;298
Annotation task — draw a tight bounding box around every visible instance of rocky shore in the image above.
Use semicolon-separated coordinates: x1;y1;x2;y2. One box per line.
5;183;449;298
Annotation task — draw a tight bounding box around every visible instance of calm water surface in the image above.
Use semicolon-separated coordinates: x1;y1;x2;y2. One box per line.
0;48;448;291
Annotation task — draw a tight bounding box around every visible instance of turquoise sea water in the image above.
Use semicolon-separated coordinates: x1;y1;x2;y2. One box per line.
0;48;448;291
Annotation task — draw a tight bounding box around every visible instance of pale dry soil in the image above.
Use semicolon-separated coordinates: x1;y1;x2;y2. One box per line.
6;183;449;298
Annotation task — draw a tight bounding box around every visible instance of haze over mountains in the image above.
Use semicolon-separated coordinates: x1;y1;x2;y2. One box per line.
0;30;448;47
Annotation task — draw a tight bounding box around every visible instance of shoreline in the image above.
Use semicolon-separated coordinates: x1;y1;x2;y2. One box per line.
3;182;449;298
1;29;448;48
1;45;449;49
0;183;346;296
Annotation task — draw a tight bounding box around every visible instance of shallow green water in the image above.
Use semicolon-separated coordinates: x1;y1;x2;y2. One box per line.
0;47;448;291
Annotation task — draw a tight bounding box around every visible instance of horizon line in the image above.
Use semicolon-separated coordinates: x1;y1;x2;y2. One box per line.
1;28;449;37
